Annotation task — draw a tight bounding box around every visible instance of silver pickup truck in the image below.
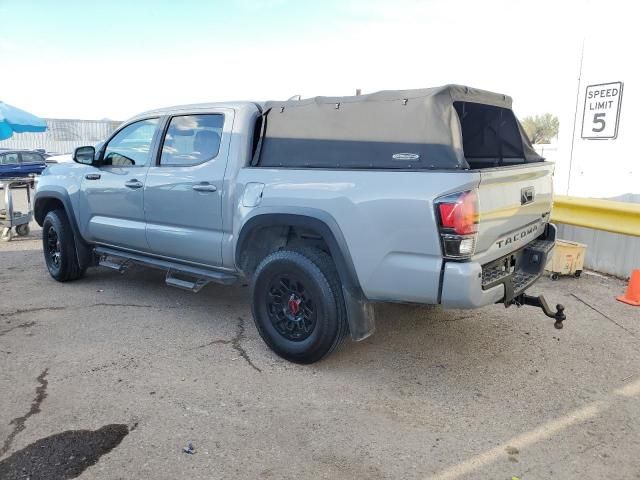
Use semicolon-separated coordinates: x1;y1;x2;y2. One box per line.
34;85;565;363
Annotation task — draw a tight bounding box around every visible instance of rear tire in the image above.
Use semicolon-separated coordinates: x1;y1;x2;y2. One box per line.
251;248;347;364
42;209;86;282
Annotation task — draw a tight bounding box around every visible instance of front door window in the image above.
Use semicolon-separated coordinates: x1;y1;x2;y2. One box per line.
20;152;44;164
102;118;158;167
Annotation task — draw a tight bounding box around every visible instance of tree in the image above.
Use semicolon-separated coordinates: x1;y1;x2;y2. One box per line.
521;113;559;144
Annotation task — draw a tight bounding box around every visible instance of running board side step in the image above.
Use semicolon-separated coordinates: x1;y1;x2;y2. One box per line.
165;271;210;293
99;257;129;273
94;246;238;291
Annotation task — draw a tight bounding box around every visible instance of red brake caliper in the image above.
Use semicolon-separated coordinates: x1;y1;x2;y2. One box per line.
287;295;302;315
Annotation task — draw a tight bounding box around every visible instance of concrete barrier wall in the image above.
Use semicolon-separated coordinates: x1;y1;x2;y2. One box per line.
556;194;640;279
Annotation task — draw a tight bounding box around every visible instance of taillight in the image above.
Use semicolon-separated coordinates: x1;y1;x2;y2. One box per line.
437;191;478;234
435;190;478;259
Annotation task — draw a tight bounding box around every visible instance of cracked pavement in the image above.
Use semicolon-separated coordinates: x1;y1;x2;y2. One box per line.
1;199;640;479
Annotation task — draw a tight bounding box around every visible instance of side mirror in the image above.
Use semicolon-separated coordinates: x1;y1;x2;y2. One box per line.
73;146;96;165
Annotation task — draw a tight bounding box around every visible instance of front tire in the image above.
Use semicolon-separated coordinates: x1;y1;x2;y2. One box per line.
42;209;85;282
251;249;347;364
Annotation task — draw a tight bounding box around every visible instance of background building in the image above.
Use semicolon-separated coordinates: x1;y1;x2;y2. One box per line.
552;25;639;278
0;118;120;154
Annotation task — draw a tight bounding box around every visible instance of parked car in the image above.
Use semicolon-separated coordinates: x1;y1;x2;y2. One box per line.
44;153;73;164
0;149;47;179
34;85;565;363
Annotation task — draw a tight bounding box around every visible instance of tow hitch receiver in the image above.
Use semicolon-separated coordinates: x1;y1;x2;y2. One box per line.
511;293;566;329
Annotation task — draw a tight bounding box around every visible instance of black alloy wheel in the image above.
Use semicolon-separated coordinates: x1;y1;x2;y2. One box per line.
267;274;316;341
46;225;62;270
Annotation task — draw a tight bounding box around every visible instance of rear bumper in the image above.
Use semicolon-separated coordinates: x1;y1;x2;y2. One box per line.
440;223;556;309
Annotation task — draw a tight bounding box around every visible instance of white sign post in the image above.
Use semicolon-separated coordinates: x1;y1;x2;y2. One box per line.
581;81;623;139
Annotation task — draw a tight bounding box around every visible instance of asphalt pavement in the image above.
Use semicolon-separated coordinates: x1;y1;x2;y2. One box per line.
1;191;639;479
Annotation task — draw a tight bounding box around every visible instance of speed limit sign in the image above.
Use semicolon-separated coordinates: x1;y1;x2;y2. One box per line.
581;81;623;139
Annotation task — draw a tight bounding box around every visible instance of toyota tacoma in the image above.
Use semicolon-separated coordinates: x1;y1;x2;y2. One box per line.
34;85;565;363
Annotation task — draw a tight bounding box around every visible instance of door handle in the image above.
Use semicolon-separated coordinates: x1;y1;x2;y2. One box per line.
85;173;101;180
192;183;217;192
124;179;143;189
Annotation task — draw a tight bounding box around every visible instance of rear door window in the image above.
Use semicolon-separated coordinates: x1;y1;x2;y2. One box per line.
159;114;224;166
0;153;19;165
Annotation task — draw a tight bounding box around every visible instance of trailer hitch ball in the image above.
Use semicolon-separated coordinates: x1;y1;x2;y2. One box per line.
513;293;566;329
554;304;566;329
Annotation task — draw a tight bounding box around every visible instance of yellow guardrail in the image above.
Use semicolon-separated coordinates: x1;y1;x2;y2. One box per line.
551;195;640;237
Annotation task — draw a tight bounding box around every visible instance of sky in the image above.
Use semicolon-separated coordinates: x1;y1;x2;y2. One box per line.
0;0;597;122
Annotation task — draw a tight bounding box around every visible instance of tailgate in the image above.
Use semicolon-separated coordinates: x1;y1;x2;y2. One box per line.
474;162;554;264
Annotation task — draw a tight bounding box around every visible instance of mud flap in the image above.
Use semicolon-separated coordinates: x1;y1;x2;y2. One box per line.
342;285;376;341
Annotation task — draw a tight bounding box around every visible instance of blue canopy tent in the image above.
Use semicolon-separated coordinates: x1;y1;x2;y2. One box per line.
0;101;47;140
0;101;47;241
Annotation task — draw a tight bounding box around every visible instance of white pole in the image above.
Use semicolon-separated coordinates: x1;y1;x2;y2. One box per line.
566;38;585;195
